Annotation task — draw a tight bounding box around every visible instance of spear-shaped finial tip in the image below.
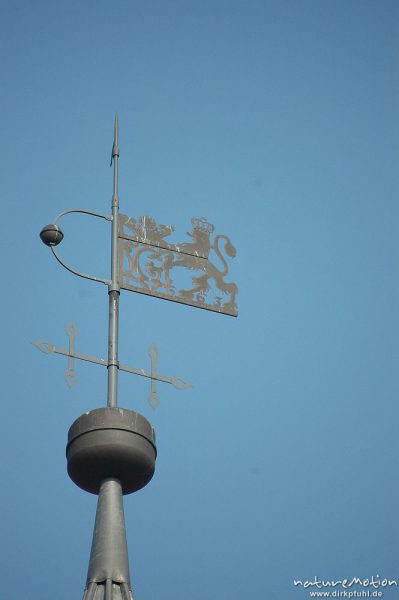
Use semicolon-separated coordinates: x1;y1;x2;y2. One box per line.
112;112;119;159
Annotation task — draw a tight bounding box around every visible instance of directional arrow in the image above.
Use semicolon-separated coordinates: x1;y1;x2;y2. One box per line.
33;324;192;409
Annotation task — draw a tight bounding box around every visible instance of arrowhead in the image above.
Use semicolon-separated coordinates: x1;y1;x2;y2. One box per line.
148;390;160;410
111;113;119;161
148;343;160;361
171;376;193;390
64;371;78;388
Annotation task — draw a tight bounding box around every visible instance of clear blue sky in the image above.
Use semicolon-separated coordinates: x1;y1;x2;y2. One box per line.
1;1;398;599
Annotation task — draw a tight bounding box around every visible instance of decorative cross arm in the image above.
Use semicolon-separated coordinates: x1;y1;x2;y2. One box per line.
33;323;192;409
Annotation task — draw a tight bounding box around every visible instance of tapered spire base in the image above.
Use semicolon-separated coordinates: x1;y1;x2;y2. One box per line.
82;479;134;600
83;580;132;600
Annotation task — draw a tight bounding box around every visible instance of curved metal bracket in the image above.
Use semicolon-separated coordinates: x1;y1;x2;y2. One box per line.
53;208;112;225
51;208;112;285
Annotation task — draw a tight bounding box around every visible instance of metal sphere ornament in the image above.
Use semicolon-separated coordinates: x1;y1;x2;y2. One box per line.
40;223;64;246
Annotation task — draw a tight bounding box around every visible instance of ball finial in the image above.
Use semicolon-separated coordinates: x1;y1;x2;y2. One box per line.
40;224;64;246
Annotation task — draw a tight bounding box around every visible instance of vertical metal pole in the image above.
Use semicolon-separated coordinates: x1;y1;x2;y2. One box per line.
105;579;113;600
86;478;131;589
107;114;120;408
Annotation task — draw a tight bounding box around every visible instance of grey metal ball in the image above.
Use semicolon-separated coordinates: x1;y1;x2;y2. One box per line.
40;223;64;246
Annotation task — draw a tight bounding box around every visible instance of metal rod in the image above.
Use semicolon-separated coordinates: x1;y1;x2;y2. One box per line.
50;245;111;286
50;208;113;285
40;343;191;387
53;207;112;224
107;113;120;408
105;579;112;600
86;479;131;589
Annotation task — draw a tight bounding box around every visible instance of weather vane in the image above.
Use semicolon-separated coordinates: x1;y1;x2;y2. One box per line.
36;115;238;600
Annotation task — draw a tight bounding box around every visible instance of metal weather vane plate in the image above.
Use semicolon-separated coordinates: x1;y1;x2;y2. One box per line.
118;215;238;316
117;215;238;316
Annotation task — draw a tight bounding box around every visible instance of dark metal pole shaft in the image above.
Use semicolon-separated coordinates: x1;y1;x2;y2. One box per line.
107;114;120;408
85;478;131;590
